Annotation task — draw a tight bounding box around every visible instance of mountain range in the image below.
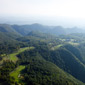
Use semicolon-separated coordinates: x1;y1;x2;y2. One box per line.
0;23;85;85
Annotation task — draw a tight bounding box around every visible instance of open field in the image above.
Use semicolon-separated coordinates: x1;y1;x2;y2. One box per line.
68;42;79;46
51;44;63;50
9;47;34;62
10;65;25;82
0;47;34;64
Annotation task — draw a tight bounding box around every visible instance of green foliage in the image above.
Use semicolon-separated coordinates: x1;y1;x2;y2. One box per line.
0;24;85;85
17;42;85;83
0;61;16;85
23;59;84;85
10;65;25;82
9;47;34;62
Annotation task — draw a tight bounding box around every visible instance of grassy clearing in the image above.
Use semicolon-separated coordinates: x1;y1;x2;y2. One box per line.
8;47;34;62
51;44;63;50
10;65;25;82
0;54;6;57
0;47;34;64
68;42;79;46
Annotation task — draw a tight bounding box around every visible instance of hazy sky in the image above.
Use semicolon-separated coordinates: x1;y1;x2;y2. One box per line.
0;0;85;27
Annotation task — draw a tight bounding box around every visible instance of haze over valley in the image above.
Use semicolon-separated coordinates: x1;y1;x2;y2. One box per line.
1;0;85;85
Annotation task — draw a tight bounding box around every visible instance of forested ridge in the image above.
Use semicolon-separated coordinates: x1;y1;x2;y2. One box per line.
0;24;85;85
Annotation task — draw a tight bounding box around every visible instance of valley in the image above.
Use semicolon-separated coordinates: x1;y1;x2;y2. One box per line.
0;24;85;85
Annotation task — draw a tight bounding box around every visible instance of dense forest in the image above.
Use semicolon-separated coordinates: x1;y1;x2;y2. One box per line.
0;24;85;85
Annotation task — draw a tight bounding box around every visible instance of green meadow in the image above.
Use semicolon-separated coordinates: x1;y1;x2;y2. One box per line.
10;65;25;82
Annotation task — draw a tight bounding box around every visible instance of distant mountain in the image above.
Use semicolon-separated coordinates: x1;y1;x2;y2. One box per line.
0;24;21;38
12;23;66;35
66;27;85;34
0;24;85;84
12;23;47;35
0;24;17;33
0;23;84;36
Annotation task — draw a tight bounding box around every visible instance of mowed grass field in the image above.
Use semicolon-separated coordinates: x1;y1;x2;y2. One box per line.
10;65;25;82
0;47;34;64
9;47;34;83
51;44;63;50
9;47;34;62
68;42;79;46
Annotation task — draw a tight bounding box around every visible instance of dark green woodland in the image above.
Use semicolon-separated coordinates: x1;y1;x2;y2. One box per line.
0;24;85;85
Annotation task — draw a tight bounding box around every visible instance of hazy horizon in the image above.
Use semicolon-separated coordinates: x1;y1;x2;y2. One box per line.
0;0;85;28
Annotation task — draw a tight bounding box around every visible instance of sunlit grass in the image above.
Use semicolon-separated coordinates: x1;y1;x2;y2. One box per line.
51;44;63;50
0;47;34;64
9;47;34;62
10;65;25;82
68;42;79;46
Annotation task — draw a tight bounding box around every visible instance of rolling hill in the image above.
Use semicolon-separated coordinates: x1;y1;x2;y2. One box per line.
0;23;85;85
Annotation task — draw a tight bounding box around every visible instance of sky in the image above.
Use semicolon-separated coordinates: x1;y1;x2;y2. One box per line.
0;0;85;27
